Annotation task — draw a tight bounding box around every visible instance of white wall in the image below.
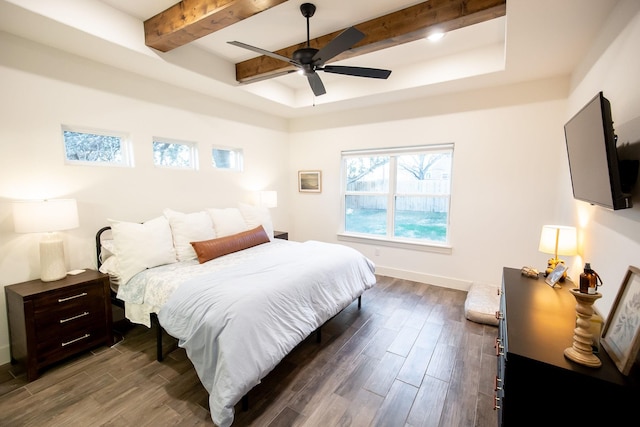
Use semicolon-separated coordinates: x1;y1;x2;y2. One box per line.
286;0;640;323
0;34;290;363
561;0;640;318
288;79;572;291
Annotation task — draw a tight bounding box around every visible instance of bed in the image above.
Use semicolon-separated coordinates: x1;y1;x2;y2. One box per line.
96;205;376;427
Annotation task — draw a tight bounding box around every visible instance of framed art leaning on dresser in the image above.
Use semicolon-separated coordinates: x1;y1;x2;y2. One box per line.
601;265;640;375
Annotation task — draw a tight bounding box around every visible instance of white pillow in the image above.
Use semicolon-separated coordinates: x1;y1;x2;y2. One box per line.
207;208;249;237
238;202;274;240
98;255;121;287
99;239;116;263
108;216;177;285
99;254;119;276
163;208;216;261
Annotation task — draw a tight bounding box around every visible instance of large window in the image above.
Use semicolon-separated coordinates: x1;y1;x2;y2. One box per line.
152;138;197;169
341;144;453;246
62;125;132;166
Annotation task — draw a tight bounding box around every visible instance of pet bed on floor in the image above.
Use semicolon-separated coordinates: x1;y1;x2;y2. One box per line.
464;282;500;326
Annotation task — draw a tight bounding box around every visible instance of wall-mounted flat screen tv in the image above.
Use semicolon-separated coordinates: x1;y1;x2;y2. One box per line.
564;91;631;210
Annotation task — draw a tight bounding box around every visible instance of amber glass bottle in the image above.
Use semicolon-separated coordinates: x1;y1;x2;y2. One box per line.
579;263;597;294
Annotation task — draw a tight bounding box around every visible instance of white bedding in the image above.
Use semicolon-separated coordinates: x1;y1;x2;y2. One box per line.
116;239;376;427
117;239;292;326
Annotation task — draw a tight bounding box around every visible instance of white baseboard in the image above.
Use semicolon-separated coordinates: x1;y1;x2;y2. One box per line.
374;266;472;291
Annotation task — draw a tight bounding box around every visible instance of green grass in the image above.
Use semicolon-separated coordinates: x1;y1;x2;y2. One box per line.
345;209;447;242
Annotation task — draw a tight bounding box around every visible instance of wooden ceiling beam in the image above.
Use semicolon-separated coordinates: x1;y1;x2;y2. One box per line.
234;0;506;83
144;0;289;52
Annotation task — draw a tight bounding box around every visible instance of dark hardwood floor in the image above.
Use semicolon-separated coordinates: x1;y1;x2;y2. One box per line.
0;275;498;427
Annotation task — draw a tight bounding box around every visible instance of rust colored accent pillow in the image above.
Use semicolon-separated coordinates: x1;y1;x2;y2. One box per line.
191;225;270;264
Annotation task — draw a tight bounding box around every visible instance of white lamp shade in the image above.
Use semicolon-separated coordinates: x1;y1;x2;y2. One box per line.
259;191;278;208
538;225;577;257
13;199;79;233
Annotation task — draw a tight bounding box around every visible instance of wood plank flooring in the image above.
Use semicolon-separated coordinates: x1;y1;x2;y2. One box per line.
0;275;498;427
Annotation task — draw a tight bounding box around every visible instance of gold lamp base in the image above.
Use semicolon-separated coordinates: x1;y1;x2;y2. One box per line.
545;258;568;280
564;289;602;368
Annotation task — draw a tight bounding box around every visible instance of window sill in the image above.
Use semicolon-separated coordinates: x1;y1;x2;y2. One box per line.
337;233;452;254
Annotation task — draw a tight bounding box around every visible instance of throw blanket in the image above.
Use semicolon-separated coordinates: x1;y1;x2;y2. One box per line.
158;240;376;427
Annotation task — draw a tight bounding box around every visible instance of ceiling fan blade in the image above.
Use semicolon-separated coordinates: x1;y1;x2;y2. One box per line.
323;65;391;79
306;72;326;96
312;26;365;66
228;41;299;66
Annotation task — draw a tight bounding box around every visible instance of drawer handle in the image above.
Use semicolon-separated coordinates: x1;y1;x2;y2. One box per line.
493;395;501;410
61;333;90;347
60;311;89;323
494;376;503;391
495;310;503;320
58;292;88;303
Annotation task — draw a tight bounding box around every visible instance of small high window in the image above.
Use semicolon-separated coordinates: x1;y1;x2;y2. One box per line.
212;146;243;171
62;125;132;167
152;138;198;169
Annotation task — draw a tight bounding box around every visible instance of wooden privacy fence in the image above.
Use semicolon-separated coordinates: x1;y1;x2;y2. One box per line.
346;179;450;212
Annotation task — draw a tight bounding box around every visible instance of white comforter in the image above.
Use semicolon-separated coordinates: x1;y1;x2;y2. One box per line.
156;240;376;427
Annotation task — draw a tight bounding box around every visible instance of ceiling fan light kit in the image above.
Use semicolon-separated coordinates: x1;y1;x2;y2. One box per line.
228;2;392;96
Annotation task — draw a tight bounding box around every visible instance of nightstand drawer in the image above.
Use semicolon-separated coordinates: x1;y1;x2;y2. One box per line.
36;322;107;367
35;303;106;342
33;283;105;314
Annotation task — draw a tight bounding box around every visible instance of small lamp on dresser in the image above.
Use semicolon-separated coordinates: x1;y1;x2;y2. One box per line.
538;224;577;279
12;198;79;282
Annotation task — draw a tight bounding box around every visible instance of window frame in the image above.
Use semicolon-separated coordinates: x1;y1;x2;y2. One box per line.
152;137;198;170
61;125;133;167
339;144;454;252
211;145;244;172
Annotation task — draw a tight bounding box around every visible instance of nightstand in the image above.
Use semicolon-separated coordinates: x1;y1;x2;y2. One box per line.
273;230;288;240
5;269;113;381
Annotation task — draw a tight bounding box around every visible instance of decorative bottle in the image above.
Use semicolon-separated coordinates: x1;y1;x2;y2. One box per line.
579;263;597;294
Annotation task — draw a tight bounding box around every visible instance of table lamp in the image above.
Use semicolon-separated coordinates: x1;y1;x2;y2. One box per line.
13;199;79;282
258;191;278;208
538;225;577;278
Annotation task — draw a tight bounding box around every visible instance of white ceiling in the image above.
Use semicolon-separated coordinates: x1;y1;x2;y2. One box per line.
0;0;621;119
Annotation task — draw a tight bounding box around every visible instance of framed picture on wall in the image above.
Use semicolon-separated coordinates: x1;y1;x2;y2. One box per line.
601;265;640;375
298;170;322;193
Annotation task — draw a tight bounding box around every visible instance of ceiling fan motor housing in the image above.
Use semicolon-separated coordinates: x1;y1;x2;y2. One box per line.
293;47;319;72
300;3;316;18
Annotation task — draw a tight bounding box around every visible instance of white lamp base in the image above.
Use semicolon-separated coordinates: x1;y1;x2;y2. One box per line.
40;233;67;282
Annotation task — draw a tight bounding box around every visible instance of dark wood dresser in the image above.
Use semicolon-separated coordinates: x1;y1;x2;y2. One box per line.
5;269;113;381
496;267;640;426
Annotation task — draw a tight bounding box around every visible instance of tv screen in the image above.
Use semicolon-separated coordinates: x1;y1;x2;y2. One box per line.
564;92;631;210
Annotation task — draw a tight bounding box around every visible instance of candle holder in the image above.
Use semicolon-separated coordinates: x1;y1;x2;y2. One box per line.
564;288;602;368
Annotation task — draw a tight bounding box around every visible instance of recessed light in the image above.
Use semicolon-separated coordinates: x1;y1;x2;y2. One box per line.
427;32;445;41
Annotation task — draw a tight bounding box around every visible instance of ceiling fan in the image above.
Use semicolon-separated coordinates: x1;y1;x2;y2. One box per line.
228;3;392;96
